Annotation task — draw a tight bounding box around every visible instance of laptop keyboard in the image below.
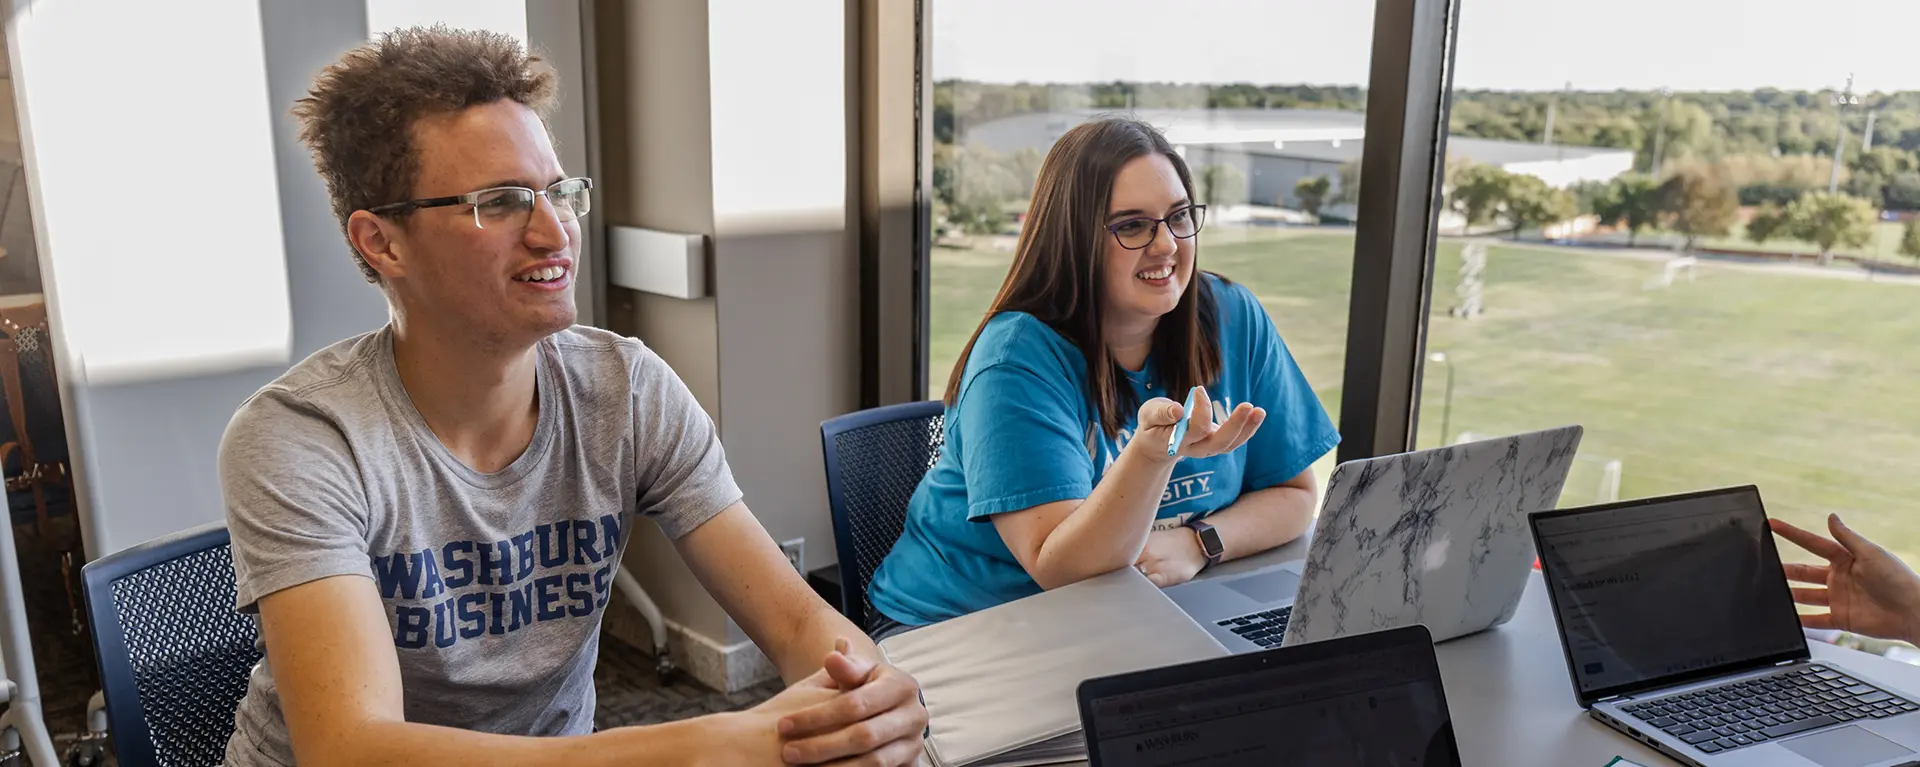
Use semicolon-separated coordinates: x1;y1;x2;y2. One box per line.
1618;665;1919;755
1214;606;1291;647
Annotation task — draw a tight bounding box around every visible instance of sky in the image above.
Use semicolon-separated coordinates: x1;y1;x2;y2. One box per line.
933;0;1920;94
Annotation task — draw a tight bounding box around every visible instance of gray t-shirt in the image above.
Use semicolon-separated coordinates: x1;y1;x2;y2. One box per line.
220;325;741;766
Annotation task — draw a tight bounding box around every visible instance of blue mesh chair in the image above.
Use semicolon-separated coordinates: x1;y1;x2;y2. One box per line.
82;522;261;767
820;401;946;629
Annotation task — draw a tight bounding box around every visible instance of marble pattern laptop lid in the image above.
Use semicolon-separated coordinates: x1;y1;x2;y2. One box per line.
1285;425;1584;646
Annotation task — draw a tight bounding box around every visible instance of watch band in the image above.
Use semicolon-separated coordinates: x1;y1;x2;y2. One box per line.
1187;519;1225;567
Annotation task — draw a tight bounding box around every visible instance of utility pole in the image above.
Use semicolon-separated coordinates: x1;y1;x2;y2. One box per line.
1545;82;1572;162
1543;82;1565;145
1863;109;1878;153
1651;88;1673;176
1830;73;1860;195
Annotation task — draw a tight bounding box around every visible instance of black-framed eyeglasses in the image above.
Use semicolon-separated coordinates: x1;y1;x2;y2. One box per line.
1106;204;1206;250
368;177;594;231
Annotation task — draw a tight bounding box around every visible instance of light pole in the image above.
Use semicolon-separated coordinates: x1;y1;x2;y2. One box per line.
1546;82;1571;164
1429;352;1455;446
1651;88;1673;177
1831;74;1861;195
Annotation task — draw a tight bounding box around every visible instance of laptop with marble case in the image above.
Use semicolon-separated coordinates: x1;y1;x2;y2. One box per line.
1163;425;1583;652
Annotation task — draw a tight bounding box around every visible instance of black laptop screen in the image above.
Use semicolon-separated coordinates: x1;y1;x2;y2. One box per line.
1532;487;1807;700
1082;636;1459;766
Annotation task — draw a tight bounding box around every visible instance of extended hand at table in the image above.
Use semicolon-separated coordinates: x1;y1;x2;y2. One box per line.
1133;386;1266;463
1771;515;1920;645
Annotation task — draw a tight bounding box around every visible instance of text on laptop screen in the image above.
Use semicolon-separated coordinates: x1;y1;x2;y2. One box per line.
1084;642;1460;766
1533;488;1806;695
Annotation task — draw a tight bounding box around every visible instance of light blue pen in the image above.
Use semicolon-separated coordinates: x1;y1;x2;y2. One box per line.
1167;386;1201;457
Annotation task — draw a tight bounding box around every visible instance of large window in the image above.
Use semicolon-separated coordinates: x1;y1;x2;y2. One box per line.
917;0;1920;569
1417;0;1920;563
927;0;1378;483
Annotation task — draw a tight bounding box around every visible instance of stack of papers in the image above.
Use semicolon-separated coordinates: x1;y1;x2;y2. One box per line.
879;568;1228;766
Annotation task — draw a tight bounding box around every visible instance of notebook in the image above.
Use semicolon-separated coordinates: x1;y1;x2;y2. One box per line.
877;567;1229;766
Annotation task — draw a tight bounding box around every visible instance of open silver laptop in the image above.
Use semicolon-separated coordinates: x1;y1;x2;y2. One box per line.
1533;486;1920;767
1164;425;1583;653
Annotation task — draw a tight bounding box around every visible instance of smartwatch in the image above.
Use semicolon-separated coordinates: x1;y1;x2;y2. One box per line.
1186;518;1225;568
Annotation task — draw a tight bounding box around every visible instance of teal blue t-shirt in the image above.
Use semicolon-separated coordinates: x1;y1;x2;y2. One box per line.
867;274;1340;626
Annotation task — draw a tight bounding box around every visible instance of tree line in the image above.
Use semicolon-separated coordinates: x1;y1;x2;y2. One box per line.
930;80;1920;262
1576;169;1893;263
1428;156;1904;265
1449;88;1920;212
935;81;1920;213
1350;156;1904;263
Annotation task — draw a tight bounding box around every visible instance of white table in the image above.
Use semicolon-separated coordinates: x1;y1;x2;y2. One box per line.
1030;540;1920;766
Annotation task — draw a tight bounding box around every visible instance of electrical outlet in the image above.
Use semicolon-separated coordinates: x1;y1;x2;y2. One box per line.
780;538;805;574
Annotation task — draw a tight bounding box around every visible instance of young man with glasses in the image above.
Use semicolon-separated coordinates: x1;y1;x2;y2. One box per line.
220;26;924;767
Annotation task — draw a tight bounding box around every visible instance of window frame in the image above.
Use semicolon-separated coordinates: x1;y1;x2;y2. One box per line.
851;0;930;408
883;0;1465;458
1337;0;1463;460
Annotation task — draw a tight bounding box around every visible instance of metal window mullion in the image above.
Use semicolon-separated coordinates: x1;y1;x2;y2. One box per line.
1336;0;1463;461
911;0;932;403
853;0;927;408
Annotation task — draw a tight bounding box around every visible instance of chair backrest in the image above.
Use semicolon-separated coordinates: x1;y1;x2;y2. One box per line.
820;401;946;628
83;522;262;767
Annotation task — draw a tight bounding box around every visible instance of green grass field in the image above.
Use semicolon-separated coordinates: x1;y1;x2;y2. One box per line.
929;229;1920;565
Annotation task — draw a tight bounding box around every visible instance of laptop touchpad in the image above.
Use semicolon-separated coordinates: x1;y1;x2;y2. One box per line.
1780;726;1913;767
1223;571;1300;604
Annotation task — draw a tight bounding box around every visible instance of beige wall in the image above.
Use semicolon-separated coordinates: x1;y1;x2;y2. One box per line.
714;224;858;645
597;0;859;660
596;0;729;644
705;0;857;646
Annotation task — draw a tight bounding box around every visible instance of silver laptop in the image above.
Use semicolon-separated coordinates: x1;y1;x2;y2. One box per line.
1532;486;1920;767
1165;425;1583;653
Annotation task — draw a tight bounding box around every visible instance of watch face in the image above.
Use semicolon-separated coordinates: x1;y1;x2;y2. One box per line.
1198;526;1225;557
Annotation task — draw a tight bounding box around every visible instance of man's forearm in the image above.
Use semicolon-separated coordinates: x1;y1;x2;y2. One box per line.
772;603;881;682
303;714;744;767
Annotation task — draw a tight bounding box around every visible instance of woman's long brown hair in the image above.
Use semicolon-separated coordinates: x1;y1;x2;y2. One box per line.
943;117;1223;439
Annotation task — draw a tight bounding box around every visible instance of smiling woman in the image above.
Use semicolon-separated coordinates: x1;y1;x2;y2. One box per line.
864;117;1341;630
922;1;1376;455
952;119;1223;438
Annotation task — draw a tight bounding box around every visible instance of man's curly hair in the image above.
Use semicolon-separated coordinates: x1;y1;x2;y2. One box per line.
293;25;557;281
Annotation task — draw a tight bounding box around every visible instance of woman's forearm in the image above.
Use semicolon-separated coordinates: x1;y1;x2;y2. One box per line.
1028;440;1178;587
1202;479;1317;563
